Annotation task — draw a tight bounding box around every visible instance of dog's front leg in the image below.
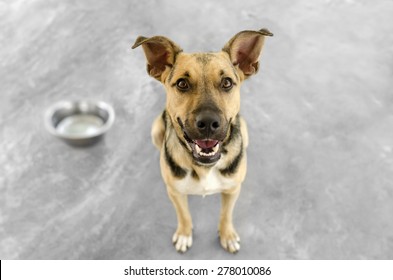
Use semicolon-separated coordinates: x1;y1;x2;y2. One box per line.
219;187;241;253
151;113;165;150
167;188;193;253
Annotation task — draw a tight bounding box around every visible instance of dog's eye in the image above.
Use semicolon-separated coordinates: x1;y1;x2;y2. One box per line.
221;78;233;91
176;79;190;91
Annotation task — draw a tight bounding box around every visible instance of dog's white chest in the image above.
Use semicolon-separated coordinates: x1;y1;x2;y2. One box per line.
173;166;237;196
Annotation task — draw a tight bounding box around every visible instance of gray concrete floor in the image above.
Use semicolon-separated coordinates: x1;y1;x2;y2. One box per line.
1;0;393;259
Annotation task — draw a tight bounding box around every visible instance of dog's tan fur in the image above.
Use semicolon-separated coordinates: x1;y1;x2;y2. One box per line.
132;29;272;253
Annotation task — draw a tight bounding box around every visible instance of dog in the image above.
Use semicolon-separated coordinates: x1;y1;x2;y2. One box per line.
132;28;272;253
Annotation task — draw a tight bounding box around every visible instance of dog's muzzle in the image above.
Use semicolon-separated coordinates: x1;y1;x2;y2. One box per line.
178;115;228;165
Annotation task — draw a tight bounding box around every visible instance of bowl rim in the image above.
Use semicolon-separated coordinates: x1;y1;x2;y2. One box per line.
44;100;115;140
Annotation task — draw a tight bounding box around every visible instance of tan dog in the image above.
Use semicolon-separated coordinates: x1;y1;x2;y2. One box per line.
132;29;272;253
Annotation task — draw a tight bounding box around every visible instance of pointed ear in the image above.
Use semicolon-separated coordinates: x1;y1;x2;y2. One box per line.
132;36;182;81
222;28;273;79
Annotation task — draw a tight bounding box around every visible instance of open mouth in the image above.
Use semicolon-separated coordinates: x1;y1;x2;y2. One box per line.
177;117;223;165
184;134;222;165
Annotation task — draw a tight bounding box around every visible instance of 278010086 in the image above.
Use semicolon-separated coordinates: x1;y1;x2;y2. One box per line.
217;266;271;276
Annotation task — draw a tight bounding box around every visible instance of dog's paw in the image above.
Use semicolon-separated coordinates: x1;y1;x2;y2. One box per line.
172;232;193;253
219;228;240;253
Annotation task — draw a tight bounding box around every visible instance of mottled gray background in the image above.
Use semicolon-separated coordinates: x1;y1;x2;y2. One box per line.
1;0;393;259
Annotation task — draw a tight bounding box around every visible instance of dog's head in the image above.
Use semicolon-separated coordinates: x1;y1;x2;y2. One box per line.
133;29;272;165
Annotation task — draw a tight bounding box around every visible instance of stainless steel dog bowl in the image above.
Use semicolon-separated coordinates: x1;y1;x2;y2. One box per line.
45;100;115;146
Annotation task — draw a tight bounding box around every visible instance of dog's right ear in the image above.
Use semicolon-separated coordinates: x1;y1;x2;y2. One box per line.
132;36;182;81
222;28;273;79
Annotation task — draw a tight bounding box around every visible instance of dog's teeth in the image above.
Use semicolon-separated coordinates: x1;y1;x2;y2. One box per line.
196;143;220;157
200;151;210;157
195;144;202;154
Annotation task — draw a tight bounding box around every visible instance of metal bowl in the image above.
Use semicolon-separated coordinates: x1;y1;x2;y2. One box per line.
45;100;115;146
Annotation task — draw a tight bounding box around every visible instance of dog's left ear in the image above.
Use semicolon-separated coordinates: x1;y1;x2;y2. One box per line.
222;28;273;79
132;36;182;81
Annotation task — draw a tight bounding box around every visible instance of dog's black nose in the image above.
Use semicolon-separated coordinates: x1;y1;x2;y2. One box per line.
195;111;221;133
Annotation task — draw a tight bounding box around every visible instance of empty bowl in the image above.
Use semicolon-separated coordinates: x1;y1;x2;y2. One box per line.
45;100;115;146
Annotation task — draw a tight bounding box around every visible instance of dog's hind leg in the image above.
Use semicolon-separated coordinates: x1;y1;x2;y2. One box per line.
219;186;241;253
166;189;193;253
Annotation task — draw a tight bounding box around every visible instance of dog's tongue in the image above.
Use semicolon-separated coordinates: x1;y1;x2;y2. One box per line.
195;140;218;149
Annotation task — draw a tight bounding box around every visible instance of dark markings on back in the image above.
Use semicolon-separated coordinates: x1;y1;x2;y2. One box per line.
220;115;242;174
219;145;243;176
176;134;190;152
223;115;241;148
191;169;199;180
164;143;187;179
162;110;167;129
